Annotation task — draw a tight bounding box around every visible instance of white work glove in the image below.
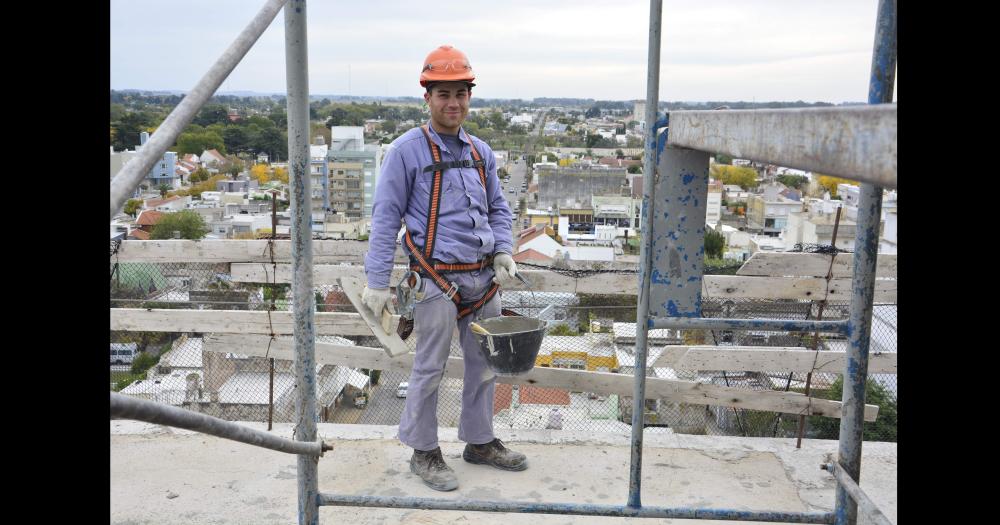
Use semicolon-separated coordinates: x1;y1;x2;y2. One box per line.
361;286;392;315
492;253;518;287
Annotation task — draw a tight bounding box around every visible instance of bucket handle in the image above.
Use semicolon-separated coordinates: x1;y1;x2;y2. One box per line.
515;272;536;305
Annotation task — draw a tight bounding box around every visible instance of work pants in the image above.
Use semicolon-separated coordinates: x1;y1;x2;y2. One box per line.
398;268;500;451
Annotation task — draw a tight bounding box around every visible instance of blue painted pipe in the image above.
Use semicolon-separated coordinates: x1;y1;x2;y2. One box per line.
650;316;849;335
653;112;670;163
835;1;895;524
319;494;835;523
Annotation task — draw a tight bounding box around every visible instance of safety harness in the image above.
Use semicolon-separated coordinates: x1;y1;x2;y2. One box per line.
403;125;501;321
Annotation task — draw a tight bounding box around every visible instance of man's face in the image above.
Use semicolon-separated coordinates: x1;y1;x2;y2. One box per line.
424;82;471;134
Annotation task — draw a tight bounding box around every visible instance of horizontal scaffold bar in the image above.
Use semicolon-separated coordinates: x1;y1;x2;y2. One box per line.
109;392;327;456
650;317;849;334
318;493;835;523
666;104;897;189
226;264;896;302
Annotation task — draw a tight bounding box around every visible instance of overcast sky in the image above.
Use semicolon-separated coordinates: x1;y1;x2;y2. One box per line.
110;0;895;103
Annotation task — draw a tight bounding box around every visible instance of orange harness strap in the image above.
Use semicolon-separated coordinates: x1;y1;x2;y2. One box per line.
405;125;499;320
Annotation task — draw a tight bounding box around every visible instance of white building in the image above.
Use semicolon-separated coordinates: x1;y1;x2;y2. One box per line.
706;180;723;226
749;235;787;254
783;210;857;252
712;223;752;261
723;185;750;203
511;114;534;126
515;227;563;257
880;211;897;254
837;184;899;223
746;183;803;236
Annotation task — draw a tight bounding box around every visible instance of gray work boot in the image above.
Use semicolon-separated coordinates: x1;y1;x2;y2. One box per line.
462;438;528;471
409;447;459;491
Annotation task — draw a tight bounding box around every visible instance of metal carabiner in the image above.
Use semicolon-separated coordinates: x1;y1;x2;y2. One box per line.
394;270;424;318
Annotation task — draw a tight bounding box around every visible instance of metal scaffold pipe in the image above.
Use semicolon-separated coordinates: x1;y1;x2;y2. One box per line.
283;1;319;524
835;1;895;524
109;392;326;457
629;0;662;510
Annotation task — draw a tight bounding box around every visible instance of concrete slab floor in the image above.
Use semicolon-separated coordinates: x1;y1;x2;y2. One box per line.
111;421;896;525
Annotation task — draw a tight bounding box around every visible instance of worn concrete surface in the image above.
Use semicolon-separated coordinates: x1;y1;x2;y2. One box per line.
110;421;896;524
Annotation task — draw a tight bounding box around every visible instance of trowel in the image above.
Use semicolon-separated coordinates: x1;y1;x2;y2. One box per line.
338;274;410;358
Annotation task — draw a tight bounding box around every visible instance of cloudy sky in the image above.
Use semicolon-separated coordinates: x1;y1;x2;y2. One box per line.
110;0;895;103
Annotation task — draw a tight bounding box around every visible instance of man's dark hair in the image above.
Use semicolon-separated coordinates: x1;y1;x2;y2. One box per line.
426;82;474;94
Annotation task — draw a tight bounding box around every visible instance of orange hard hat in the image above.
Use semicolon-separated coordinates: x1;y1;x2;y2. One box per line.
420;45;476;88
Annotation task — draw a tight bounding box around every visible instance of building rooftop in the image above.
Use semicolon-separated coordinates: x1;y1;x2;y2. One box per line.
218;372;295;404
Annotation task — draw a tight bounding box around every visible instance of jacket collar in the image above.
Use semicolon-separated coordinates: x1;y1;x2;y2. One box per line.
425;121;471;151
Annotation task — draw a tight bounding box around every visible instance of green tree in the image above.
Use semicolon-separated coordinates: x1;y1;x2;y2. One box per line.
808;377;897;442
130;350;160;376
704;229;726;259
188;167;209;183
254;127;287;162
548;324;578;336
192;104;230;127
627;165;641;174
158;184;170;198
714;153;733;165
223;126;250;155
149;211;209;240
176;130;226;156
777;174;809;190
111;111;155;152
262;283;290;303
123;198;143;217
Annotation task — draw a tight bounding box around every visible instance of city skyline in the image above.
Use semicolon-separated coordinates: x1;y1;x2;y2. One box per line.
110;0;896;104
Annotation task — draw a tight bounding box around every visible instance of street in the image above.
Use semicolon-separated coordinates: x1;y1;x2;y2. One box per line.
502;158;529;226
357;378;406;425
356;376;467;427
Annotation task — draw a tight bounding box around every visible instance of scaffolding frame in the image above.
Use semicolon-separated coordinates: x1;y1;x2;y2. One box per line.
108;1;897;524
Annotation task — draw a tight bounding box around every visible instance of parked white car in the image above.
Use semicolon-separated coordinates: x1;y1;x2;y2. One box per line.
396;382;408;398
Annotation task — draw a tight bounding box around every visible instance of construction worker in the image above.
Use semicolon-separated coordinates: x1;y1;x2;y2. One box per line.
362;45;526;491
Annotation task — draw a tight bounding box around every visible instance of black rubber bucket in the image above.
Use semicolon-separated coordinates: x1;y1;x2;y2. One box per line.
472;316;547;376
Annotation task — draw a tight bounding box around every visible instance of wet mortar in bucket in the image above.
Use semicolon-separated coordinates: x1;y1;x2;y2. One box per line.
472;316;547;376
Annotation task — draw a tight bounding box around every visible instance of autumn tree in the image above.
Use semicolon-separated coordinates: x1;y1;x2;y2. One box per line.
250;164;270;184
711;165;758;190
273;166;289;184
815;174;857;198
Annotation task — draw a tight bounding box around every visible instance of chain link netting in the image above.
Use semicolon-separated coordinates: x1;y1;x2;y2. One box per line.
110;257;896;442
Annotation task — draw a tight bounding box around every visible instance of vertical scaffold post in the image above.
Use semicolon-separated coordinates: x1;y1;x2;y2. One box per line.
284;1;319;524
834;1;895;524
629;0;662;509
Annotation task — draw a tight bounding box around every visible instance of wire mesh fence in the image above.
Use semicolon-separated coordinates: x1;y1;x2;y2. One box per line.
110;258;897;442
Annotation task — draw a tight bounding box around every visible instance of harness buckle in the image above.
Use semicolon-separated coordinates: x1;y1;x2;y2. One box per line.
443;281;460;300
